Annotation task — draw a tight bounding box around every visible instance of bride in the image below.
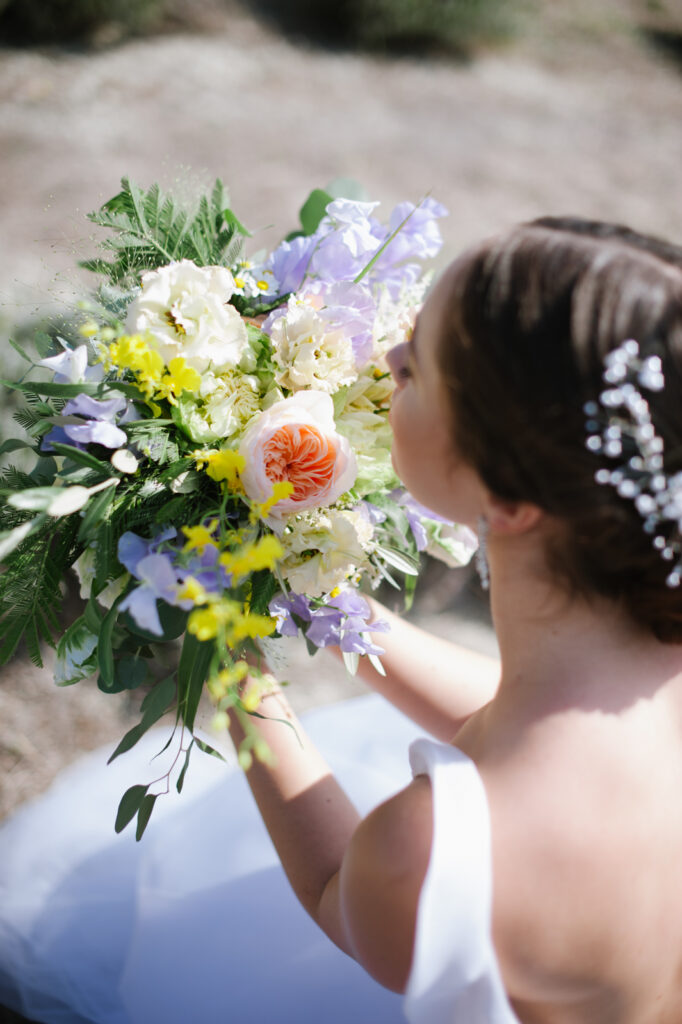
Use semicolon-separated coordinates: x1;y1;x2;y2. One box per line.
1;216;682;1024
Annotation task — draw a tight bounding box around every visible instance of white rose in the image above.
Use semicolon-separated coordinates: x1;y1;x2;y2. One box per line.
269;296;357;394
126;260;248;373
239;391;357;517
280;507;373;597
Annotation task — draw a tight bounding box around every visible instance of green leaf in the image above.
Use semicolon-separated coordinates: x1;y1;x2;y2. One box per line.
6;487;58;512
176;741;194;793
54;615;99;686
83;594;103;634
49;442;117;475
79;487;117;544
249;570;278;616
177;631;214;734
108;674;176;763
375;545;420;576
112;655;149;692
194;737;226;762
222;207;250;237
115;784;148;834
1;379;136;400
97;593;124;690
342;650;360;676
119;601;187;642
0;614;28;665
0;514;48;562
9;338;35;364
0;439;36;459
299;188;333;236
135;793;158;841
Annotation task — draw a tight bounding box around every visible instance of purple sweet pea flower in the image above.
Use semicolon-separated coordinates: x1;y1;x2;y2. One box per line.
269;592;313;636
303;590;389;656
267;235;317;295
381;198;448;265
119;552;182;636
314;281;377;367
390;488;450;551
310;200;386;283
43;392;128;452
362;501;388;526
117;528;177;575
39;344;104;385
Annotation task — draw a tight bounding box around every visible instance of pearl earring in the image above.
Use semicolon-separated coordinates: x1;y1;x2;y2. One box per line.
475;515;490;591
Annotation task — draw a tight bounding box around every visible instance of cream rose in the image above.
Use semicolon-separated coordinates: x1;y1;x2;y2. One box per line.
239;391;357;517
126;260;248;373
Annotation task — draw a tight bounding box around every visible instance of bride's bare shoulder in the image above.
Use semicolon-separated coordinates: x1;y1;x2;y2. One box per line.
465;691;682;1018
340;775;433;993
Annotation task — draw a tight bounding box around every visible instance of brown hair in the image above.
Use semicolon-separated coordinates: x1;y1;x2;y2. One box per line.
437;217;682;641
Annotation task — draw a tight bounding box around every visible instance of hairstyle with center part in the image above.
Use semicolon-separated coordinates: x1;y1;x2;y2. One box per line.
437;217;682;641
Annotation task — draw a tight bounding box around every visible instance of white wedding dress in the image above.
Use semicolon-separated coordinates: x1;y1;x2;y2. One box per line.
0;694;519;1024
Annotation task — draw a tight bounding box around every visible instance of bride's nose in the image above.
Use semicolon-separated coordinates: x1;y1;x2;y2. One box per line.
386;343;408;385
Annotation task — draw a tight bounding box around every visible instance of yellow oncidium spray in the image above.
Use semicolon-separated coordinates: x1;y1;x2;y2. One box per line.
193;449;246;491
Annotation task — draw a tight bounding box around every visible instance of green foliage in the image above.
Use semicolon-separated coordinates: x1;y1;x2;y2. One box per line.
0;512;80;667
250;0;517;56
0;0;165;45
81;178;247;293
352;0;517;54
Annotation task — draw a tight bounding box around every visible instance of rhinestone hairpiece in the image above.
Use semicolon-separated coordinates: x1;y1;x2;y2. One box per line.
584;338;682;588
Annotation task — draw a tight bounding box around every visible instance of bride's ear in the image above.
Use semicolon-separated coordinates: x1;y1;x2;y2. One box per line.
483;494;544;536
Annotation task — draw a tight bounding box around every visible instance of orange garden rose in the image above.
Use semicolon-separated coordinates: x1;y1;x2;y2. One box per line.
238;391;357;517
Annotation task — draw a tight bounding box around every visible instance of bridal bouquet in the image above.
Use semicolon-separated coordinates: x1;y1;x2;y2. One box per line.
0;178;476;837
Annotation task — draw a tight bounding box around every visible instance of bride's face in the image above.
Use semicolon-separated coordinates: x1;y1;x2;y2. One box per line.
387;266;484;526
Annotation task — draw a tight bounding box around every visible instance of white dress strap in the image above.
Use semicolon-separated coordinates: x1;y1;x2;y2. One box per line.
403;738;520;1024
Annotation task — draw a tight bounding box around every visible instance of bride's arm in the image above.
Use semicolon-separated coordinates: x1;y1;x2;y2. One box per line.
226;679;431;991
343;597;500;741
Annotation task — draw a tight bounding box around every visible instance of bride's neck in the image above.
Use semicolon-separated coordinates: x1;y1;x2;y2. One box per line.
486;532;682;710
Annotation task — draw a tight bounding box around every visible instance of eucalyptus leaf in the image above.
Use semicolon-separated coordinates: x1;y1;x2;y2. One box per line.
177;631;214;734
135;794;158;841
108;674;176;763
115;784;148;834
176;741;194;793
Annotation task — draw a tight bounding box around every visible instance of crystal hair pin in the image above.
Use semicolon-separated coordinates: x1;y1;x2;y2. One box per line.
584;338;682;588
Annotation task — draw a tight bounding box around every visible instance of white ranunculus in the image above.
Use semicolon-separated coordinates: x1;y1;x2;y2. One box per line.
126;260;249;373
239;390;357;517
269;296;357;394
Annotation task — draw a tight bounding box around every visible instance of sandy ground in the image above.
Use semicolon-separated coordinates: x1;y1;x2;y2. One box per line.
0;1;681;822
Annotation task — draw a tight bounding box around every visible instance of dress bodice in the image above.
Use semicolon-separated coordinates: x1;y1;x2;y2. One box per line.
404;738;520;1024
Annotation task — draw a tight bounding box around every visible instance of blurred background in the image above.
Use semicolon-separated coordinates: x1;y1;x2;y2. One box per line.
0;0;681;833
